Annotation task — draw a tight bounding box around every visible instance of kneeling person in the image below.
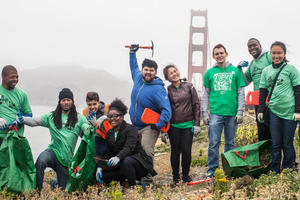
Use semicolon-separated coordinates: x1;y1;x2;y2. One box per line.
96;98;156;186
17;88;92;192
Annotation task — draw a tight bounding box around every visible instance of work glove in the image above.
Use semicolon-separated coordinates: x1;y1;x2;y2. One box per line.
0;118;7;129
203;116;209;125
293;113;300;121
161;132;168;144
235;115;243;124
96;167;103;184
130;44;139;53
87;112;97;127
16;112;24;125
150;124;159;132
97;115;108;127
237;61;249;68
257;113;264;123
192;126;201;136
107;156;120;167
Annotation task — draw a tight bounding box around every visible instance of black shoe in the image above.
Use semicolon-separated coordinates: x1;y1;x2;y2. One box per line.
182;175;192;183
173;176;180;184
50;179;58;190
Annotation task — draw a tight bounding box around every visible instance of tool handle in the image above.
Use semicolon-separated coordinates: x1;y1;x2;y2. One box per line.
125;45;152;49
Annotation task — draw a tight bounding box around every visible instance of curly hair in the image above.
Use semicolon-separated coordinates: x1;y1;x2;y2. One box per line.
163;64;177;80
108;98;128;115
52;103;78;129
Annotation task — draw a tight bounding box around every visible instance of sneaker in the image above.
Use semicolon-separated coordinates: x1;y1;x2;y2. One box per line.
140;173;153;184
50;179;58;190
206;172;214;179
182;175;193;183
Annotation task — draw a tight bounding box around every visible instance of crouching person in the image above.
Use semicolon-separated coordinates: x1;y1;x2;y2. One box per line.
83;92;110;158
96;98;156;187
17;88;93;192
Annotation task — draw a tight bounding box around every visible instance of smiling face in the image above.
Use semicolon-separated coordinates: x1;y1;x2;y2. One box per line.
142;66;157;83
213;47;228;66
107;109;123;130
247;40;262;58
87;100;100;113
167;66;180;83
3;71;18;90
271;45;286;64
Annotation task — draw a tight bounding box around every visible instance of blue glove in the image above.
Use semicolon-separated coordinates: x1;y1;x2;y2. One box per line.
107;156;120;167
87;112;97;127
16;111;24;125
237;61;249;68
96;167;103;184
130;44;139;53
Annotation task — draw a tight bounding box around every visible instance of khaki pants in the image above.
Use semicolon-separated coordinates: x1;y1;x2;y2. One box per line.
138;125;159;159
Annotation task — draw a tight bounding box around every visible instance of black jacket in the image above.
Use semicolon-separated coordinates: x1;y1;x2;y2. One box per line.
100;120;157;176
167;81;200;126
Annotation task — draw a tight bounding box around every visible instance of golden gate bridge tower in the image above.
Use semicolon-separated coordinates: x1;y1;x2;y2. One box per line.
187;9;209;97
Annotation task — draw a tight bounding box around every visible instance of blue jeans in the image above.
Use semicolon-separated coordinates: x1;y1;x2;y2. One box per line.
207;114;237;174
269;111;297;173
35;149;69;191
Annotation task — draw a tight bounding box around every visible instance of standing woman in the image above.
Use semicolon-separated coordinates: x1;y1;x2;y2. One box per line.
96;98;156;186
258;41;300;173
163;65;201;184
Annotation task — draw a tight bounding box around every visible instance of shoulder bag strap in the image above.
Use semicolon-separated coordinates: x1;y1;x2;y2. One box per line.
267;63;287;103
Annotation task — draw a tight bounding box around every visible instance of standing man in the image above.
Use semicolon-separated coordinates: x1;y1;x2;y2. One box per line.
128;45;172;183
202;44;245;178
0;65;32;146
239;38;272;141
17;88;93;192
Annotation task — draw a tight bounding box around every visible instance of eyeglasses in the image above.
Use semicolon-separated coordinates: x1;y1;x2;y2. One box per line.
107;114;122;119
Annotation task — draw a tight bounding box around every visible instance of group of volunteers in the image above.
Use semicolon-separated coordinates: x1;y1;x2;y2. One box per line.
0;38;299;193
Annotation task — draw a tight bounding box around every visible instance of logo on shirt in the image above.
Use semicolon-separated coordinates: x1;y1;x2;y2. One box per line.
0;94;16;108
213;72;233;91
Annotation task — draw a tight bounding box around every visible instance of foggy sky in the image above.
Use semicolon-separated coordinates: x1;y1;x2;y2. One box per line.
0;0;299;82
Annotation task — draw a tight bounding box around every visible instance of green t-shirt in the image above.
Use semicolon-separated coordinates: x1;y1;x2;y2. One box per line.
245;52;272;91
259;63;300;120
0;85;32;138
171;120;194;129
41;112;90;166
203;64;246;116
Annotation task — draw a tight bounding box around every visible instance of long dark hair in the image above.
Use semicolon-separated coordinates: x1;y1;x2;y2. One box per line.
52;103;78;129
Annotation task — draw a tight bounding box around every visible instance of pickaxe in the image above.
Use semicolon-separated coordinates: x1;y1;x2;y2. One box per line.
125;40;154;57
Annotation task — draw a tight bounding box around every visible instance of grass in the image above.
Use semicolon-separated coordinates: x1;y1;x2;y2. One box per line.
1;115;300;199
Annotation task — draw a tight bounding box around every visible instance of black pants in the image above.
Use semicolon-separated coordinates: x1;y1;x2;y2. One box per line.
255;106;271;141
0;138;2;147
102;156;148;186
95;136;106;157
168;126;193;178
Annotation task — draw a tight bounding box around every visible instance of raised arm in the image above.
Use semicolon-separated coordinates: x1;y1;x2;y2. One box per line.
129;45;141;81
